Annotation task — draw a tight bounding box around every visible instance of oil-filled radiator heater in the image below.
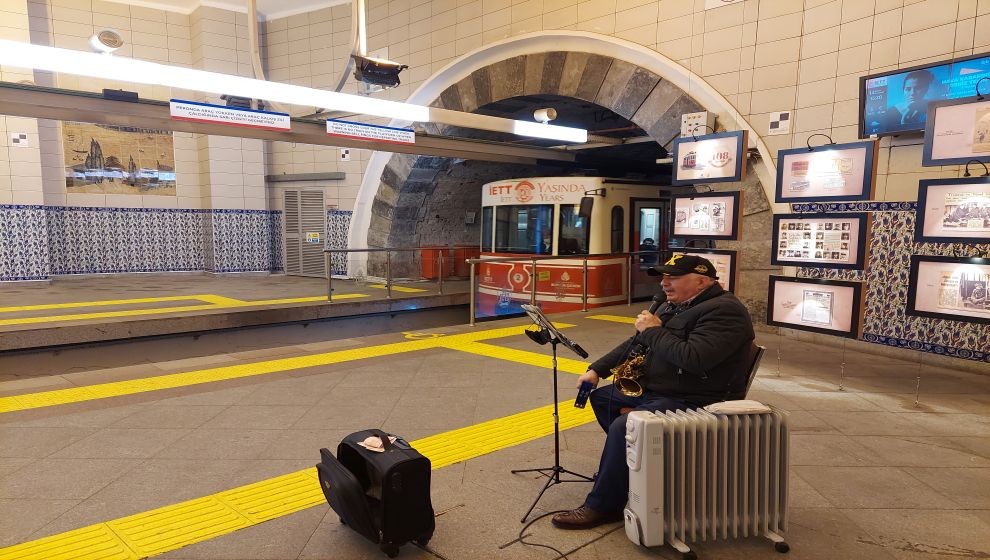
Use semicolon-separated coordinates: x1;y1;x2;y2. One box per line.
624;407;790;559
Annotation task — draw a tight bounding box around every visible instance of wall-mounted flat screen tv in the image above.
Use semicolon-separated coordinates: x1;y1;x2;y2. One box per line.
860;52;990;138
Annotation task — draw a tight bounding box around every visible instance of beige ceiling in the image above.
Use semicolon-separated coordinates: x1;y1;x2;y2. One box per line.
102;0;346;20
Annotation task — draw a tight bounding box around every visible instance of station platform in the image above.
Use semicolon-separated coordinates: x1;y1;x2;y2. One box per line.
0;274;470;351
0;305;987;560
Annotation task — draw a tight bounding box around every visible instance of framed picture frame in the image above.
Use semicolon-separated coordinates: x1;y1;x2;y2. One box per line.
922;95;990;166
906;255;990;324
775;140;878;202
915;177;990;243
770;213;871;269
767;276;865;338
670;191;742;240
671;248;738;292
670;130;748;186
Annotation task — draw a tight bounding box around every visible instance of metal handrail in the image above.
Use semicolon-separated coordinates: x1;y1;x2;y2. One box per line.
465;250;666;325
323;245;477;302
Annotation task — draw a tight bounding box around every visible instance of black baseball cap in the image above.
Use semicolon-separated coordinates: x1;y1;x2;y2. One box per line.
647;254;718;278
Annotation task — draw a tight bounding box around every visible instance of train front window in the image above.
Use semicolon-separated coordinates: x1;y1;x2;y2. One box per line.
494;205;554;254
558;205;590;255
481;207;493;251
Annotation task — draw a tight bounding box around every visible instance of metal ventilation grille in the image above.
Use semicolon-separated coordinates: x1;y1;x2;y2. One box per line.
282;189;326;278
300;190;326;277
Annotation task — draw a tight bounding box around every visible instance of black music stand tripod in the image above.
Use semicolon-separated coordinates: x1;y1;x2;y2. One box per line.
512;304;594;523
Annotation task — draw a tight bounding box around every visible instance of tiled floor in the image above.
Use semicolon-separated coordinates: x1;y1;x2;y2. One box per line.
0;306;987;560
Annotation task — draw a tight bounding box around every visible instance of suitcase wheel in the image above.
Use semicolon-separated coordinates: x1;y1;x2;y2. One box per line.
381;543;399;558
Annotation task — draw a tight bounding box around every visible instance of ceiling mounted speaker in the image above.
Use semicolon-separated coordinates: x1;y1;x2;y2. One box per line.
90;29;123;53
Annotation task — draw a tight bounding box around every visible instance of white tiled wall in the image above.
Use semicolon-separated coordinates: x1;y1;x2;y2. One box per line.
2;0;989;212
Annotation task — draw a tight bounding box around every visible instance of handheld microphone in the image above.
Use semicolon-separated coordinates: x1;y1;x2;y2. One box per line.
648;291;667;314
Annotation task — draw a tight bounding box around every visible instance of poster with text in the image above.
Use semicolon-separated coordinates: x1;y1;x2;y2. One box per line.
908;256;990;324
671;131;748;185
923;96;990;166
915;177;990;242
776;140;877;202
670;191;741;240
770;213;870;269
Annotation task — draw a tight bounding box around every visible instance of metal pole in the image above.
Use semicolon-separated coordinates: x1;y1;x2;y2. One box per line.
386;250;392;299
581;257;589;312
469;261;476;326
627;254;633;307
530;258;537;306
438;247;445;295
332;251;333;302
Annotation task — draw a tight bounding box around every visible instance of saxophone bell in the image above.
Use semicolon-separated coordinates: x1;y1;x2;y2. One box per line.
609;353;646;397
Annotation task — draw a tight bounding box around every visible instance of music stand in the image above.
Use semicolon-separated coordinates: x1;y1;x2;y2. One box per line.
512;304;594;523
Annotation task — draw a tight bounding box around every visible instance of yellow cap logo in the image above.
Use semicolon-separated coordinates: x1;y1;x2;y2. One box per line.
694;265;709;273
664;255;683;266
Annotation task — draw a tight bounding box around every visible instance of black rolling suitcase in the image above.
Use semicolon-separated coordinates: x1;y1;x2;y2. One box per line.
317;429;434;558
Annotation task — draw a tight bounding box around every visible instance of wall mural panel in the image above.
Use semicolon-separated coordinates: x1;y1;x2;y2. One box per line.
797;205;990;363
327;209;352;276
63;123;176;196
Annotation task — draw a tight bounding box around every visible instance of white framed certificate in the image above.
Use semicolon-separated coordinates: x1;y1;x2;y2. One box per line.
923;96;990;166
775;140;878;202
767;276;864;338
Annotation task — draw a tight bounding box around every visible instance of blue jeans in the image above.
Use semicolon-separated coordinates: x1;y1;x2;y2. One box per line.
583;384;691;514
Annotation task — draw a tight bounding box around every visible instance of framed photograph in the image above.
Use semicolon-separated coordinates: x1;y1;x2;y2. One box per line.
770;213;871;269
670;191;742;240
671;248;738;292
915;177;990;243
923;96;990;166
767;276;865;338
775;140;878;202
670;130;748;185
907;255;990;324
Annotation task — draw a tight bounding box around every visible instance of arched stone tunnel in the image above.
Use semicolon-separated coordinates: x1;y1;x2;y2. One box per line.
364;51;777;319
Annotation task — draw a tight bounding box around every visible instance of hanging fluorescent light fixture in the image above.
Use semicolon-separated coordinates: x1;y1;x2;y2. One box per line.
0;39;587;144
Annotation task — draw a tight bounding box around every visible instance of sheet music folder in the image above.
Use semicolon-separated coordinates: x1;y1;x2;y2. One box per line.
520;304;589;359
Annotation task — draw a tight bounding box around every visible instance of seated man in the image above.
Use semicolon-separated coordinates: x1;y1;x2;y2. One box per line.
552;254;755;529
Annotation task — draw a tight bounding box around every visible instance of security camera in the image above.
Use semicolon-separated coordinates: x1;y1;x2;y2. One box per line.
533;108;557;124
351;54;409;88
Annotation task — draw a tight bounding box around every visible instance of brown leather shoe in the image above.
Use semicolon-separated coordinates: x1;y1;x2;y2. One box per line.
551;505;622;530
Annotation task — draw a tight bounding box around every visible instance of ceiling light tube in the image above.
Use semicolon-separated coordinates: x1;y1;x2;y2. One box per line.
0;39;587;143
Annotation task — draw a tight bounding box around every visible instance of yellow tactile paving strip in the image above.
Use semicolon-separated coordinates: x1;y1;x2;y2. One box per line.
0;402;594;560
368;283;428;293
0;325;572;414
587;314;636;324
439;340;589;374
0;293;369;327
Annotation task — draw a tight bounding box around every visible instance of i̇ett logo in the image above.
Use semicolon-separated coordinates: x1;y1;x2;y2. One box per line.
515;180;535;203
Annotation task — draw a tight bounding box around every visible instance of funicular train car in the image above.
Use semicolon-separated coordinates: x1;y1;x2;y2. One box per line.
477;176;668;316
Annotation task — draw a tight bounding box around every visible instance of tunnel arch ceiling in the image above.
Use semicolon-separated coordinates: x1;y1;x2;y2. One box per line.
367;52;770;248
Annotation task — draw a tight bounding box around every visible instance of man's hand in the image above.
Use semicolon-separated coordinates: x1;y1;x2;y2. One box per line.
635;309;662;333
577;369;600;389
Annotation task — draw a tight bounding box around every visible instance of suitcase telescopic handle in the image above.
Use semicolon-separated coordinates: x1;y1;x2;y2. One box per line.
370;429;393;451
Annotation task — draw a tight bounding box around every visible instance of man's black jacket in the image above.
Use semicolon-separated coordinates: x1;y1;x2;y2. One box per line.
589;284;755;406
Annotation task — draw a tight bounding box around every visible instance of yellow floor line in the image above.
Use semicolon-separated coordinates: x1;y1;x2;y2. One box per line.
0;295;215;313
586;314;635;324
0;294;368;327
367;283;427;293
0;325;538;414
0;400;595;560
439;340;588;375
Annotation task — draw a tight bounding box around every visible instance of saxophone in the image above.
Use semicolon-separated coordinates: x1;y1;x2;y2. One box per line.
609;350;647;397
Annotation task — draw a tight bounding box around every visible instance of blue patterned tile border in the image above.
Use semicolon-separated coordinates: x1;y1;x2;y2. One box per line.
862;333;988;363
791;201;917;213
326;210;352;275
1;205;283;279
